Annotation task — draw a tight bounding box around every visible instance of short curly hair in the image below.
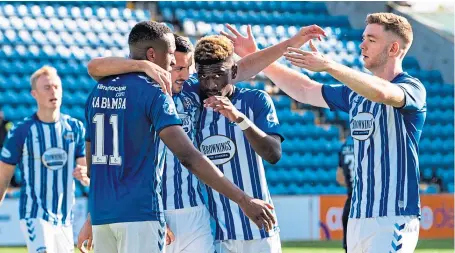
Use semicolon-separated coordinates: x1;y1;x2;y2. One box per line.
194;35;234;65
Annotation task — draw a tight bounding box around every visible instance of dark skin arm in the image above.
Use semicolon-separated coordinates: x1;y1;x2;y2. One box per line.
203;96;282;164
159;125;276;230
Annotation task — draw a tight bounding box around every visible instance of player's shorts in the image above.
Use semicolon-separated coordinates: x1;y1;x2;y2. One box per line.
92;220;166;253
164;205;214;253
347;215;419;253
214;234;282;253
19;218;74;253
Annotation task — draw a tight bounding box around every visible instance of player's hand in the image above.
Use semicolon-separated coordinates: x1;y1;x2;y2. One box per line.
73;164;90;187
287;25;326;49
203;96;245;123
143;61;173;96
284;41;334;72
77;218;93;253
238;195;275;232
221;24;259;57
166;224;175;245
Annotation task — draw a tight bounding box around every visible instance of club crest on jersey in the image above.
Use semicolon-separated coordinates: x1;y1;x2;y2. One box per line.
42;148;68;170
183;97;193;109
164;102;177;115
351;112;375;141
267;112;278;123
199;135;236;165
179;113;192;134
1;147;11;158
64;132;74;141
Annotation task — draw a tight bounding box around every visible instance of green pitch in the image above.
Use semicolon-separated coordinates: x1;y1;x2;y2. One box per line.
0;239;452;253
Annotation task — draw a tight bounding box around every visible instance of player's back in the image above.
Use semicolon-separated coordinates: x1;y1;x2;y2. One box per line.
85;73;181;225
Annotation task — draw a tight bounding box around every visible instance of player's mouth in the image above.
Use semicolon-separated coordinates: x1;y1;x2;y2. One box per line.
49;98;58;103
203;90;221;97
174;80;184;86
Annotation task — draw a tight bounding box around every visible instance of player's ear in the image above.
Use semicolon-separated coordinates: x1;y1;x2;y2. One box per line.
31;89;37;99
389;41;400;57
231;64;238;80
146;47;156;62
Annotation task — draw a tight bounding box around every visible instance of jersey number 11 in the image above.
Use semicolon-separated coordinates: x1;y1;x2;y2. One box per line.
92;113;122;166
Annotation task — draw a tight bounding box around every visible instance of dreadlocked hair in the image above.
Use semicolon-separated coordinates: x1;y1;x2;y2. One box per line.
194;35;234;65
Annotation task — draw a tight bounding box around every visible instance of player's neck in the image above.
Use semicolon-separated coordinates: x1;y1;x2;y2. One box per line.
371;60;403;81
36;109;60;123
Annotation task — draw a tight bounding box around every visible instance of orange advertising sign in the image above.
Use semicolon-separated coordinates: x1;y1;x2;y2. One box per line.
319;194;454;240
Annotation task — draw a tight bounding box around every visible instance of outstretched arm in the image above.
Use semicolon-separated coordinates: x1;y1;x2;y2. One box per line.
284;46;406;107
224;25;329;108
225;24;326;83
159;125;276;230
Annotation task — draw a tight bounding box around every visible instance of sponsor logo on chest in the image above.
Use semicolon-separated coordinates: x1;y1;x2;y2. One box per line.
351;112;375;141
199;135;236;165
42;147;68;170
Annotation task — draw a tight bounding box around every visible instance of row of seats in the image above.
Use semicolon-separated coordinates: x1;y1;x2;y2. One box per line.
0;4;145;21
420;153;454;168
269;183;347;195
282;139;342;154
1;29;130;48
267;168;337;184
0;17;136;34
159;1;328;14
0;45;128;62
420;138;454;154
171;9;350;27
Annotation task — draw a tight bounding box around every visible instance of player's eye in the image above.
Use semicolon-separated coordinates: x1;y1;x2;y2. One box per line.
215;74;220;78
201;74;207;79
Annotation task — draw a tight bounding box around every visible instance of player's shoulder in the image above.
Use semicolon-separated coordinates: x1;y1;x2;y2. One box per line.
238;87;270;99
60;113;85;131
395;72;426;89
10;115;36;134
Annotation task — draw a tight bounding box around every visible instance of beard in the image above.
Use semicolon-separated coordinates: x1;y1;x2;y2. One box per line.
365;47;389;71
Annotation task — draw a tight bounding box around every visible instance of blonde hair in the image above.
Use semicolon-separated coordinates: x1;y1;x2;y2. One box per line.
30;66;58;90
366;12;413;49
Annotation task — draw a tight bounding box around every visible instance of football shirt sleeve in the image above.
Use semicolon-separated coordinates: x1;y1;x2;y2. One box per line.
395;79;426;111
321;84;352;113
0;123;27;165
145;86;182;133
252;91;284;141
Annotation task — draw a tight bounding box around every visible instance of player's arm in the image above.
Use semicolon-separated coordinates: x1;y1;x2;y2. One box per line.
73;157;90;187
0;161;15;203
204;95;282;164
159;126;276;230
223;25;329;108
227;24;326;83
87;57;172;95
284;44;426;109
336;167;346;186
85;142;91;177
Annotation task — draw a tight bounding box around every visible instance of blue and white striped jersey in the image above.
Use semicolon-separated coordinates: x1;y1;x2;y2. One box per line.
162;74;205;210
0;113;86;225
197;86;283;241
322;72;426;219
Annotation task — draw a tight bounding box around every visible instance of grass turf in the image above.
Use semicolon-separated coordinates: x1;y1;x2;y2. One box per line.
0;239;452;253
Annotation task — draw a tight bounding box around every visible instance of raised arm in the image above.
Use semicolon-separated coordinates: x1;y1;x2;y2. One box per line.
204;95;282;164
284;45;407;107
223;25;329;108
159;125;276;230
224;24;326;83
87;57;172;95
